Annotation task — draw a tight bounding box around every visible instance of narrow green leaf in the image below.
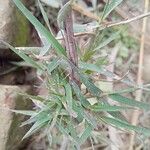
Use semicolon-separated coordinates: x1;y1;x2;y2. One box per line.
82;112;97;128
101;0;109;21
68;123;79;144
108;111;128;123
49;106;61;131
79;124;93;145
11;110;37;116
13;0;66;56
90;104;133;112
71;81;90;108
38;0;51;32
79;61;104;74
2;41;44;70
79;61;134;86
79;73;102;97
22;118;49;139
65;83;73;108
105;87;138;95
22;111;51;139
101;116;150;137
64;83;77;117
38;0;52;56
21;116;37;127
66;60;102;97
15;47;42;55
72;101;85;121
101;0;123;20
19;93;46;102
20;111;49;127
110;94;150;111
47;59;61;74
57;0;72;29
31;99;47;109
82;50;95;62
56;122;76;143
94;31;120;51
72;100;97;128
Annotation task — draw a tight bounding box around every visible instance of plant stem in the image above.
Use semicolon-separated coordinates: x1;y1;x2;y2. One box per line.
129;0;149;149
62;0;79;85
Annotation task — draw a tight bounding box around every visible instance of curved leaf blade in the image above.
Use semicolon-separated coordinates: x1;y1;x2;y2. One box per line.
101;0;123;20
101;116;150;137
13;0;66;56
110;94;150;111
90;104;133;112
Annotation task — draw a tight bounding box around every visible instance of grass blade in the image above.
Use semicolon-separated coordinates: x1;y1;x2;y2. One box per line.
90;104;133;112
71;81;90;108
64;83;77;117
57;0;72;30
101;116;150;137
79;73;102;97
65;83;73;109
2;41;44;70
22;119;48;139
47;58;61;74
13;0;66;56
94;31;120;51
79;61;135;86
110;94;150;111
101;0;123;20
38;0;52;56
38;0;51;32
11;110;37;116
79;124;93;145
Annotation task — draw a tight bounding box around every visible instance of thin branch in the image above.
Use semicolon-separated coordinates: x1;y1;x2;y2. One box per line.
89;12;150;31
56;31;95;40
129;0;149;150
115;4;150;42
106;12;150;27
59;12;150;39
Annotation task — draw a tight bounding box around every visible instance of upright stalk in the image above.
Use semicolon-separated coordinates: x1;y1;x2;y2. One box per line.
129;0;149;149
62;0;79;85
